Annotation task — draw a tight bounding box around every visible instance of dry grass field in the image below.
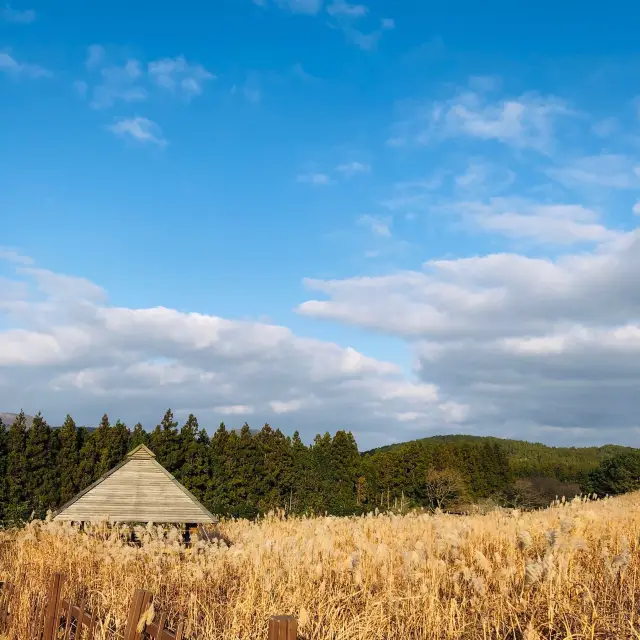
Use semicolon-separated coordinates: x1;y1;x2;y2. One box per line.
1;493;640;639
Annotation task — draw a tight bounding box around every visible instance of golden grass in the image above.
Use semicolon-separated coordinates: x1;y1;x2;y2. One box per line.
1;493;640;639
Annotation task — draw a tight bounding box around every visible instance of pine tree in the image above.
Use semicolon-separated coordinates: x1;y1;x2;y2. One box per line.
26;412;56;517
57;415;80;505
207;423;232;514
77;427;100;490
149;424;163;457
328;430;360;515
290;431;309;513
193;428;212;500
402;442;429;504
0;403;604;519
104;420;130;470
94;413;114;477
256;424;295;512
179;414;208;500
233;423;263;518
149;409;181;473
130;422;148;448
309;432;333;513
6;411;29;523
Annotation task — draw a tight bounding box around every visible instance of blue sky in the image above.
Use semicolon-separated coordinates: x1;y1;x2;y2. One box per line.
1;0;640;448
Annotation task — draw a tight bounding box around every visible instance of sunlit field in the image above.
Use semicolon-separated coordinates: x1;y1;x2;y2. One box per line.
1;493;639;639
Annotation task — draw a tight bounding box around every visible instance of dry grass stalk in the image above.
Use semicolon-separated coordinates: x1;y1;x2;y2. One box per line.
0;492;639;639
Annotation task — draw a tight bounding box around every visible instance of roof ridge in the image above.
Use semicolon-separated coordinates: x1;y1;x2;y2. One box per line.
53;443;217;523
126;443;156;458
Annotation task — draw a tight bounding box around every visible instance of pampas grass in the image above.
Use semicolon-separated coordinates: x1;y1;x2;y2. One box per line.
1;492;640;638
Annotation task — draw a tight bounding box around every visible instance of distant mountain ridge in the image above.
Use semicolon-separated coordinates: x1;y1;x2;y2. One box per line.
0;412;35;428
0;412;96;431
364;433;634;456
363;433;635;479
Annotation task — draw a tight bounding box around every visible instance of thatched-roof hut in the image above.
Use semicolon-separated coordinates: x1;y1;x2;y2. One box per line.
53;444;216;524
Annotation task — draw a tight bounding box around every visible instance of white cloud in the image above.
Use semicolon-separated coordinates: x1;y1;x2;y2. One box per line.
324;0;392;50
358;214;392;237
0;256;458;448
451;198;619;245
259;0;389;49
108;117;167;147
90;59;147;109
275;0;324;13
0;330;61;366
0;52;50;78
336;161;370;176
297;172;332;185
20;267;107;302
634;201;640;216
342;27;384;50
549;154;640;190
291;63;317;82
438;401;471;423
326;1;368;17
3;5;35;23
85;45;105;69
81;50;213;109
148;55;215;100
454;160;514;194
255;0;323;12
296;228;640;442
380;176;444;213
269;399;305;414
0;247;33;265
299;231;640;338
215;405;255;416
391;88;570;152
446;93;569;152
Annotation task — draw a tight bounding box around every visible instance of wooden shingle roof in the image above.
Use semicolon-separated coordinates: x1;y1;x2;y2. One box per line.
53;444;216;524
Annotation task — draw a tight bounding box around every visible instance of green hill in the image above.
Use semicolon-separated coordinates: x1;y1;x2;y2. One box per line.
364;434;635;482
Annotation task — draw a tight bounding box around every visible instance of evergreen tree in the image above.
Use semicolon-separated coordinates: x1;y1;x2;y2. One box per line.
94;413;114;477
57;415;80;505
6;411;29;522
0;405;615;523
149;409;182;473
583;451;640;496
256;425;295;512
105;420;130;469
193;428;212;499
309;432;333;513
207;423;232;514
233;423;263;518
130;422;148;448
26;413;56;517
290;430;312;513
328;431;361;515
179;414;209;500
77;427;101;490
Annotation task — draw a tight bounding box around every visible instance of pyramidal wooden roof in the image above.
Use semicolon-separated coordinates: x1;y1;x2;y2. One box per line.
53;444;216;524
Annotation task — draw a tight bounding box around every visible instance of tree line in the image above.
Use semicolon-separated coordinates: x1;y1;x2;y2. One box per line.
370;435;635;484
0;408;635;524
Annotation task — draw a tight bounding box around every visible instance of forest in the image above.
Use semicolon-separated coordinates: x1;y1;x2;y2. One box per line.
0;408;635;524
